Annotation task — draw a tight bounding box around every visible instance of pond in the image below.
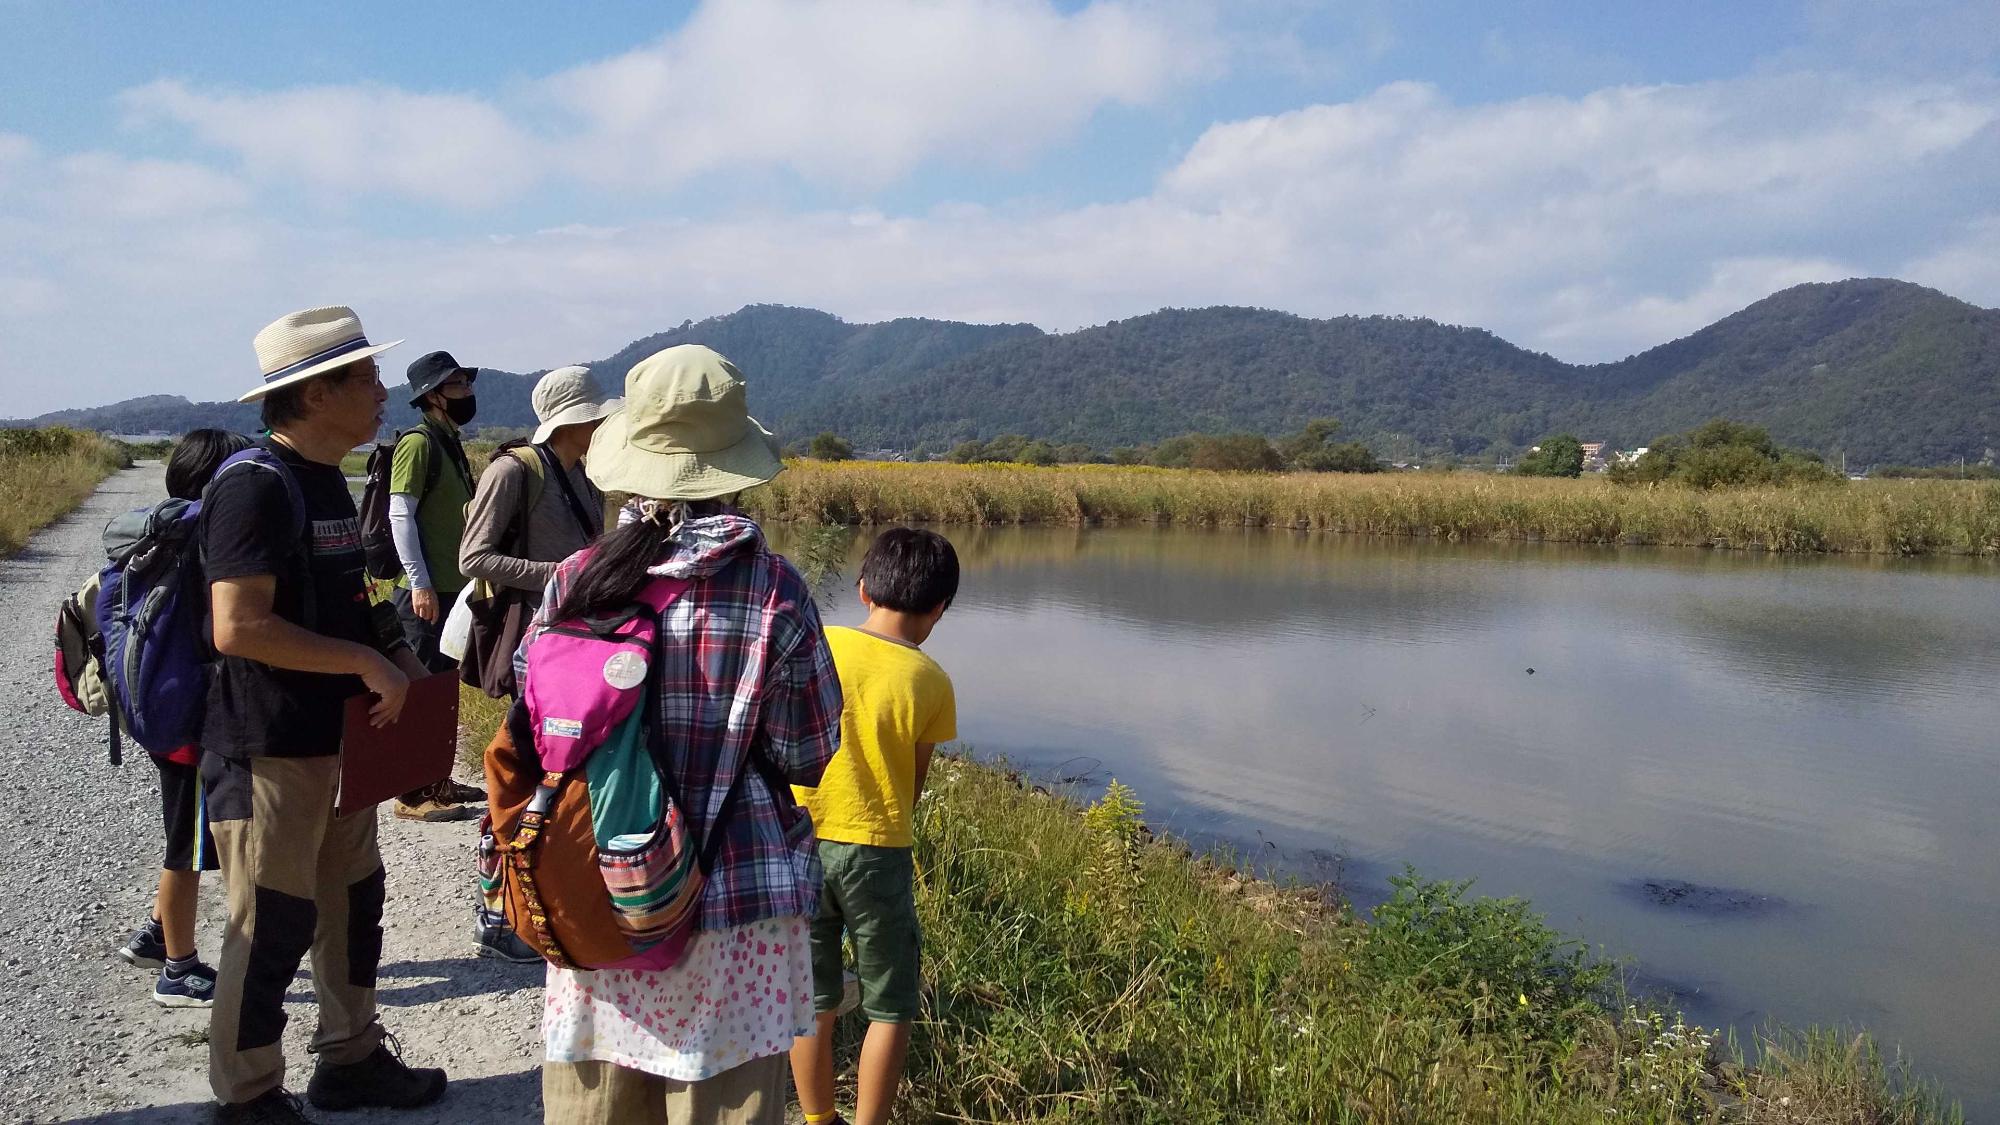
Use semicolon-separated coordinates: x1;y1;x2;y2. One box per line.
774;523;2000;1113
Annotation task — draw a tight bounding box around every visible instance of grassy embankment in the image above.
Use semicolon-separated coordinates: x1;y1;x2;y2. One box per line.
0;428;134;557
749;461;2000;557
453;692;1958;1123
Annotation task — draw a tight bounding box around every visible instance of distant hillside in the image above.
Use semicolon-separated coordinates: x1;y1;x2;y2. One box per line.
12;280;1997;465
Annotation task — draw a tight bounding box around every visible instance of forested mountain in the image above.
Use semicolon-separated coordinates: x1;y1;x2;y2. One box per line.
15;279;1997;466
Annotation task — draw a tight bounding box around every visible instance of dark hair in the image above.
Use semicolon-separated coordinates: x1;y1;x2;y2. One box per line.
165;428;255;500
258;358;375;431
259;381;311;431
553;500;732;621
859;527;958;614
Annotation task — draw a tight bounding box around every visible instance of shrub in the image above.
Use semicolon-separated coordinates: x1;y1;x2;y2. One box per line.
807;431;855;461
1514;433;1586;477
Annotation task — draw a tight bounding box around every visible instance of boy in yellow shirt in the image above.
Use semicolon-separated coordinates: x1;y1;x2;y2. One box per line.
789;528;958;1125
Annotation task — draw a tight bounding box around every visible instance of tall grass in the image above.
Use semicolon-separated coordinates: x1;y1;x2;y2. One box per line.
0;428;132;556
899;760;1961;1123
748;462;2000;557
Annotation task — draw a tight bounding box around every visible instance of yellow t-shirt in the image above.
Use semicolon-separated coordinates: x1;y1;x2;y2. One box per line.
794;626;957;848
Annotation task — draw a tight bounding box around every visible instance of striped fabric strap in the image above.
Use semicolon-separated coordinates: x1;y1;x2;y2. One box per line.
262;335;373;383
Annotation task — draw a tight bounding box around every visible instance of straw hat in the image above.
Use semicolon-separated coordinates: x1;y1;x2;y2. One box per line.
585;345;783;501
242;306;401;402
530;366;623;445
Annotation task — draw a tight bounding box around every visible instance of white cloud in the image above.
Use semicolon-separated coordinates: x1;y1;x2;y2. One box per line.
1151;74;2000;354
121;80;541;206
548;0;1211;189
117;0;1214;203
1900;214;2000;308
8;71;2000;417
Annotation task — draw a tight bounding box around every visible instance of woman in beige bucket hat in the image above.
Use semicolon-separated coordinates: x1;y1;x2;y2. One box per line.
506;345;842;1123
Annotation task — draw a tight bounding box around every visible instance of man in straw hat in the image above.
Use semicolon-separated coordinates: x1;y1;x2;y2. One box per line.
522;344;843;1124
199;306;448;1122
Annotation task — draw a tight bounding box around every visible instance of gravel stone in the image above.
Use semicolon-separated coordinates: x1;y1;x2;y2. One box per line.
2;464;550;1123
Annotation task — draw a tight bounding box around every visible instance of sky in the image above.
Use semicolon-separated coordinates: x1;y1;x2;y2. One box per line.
2;0;1997;416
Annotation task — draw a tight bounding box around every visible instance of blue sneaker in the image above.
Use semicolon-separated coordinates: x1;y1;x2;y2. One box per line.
153;961;217;1008
119;918;167;970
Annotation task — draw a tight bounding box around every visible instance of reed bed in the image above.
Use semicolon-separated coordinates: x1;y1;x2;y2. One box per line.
0;428;132;557
748;461;2000;557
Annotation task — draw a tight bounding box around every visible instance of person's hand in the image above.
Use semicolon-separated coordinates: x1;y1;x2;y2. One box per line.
412;586;440;623
360;652;411;728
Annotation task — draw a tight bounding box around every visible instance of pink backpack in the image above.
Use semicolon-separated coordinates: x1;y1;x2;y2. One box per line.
503;571;726;970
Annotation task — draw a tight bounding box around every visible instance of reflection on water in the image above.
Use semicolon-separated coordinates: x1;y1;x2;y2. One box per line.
774;523;2000;1111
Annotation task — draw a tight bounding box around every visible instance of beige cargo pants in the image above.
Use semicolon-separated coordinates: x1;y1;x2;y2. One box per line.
202;754;387;1105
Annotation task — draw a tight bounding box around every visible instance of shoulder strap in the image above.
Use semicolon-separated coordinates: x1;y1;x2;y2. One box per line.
621;574;774;878
208;447;315;629
395;427;443;495
535;444;600;539
497;445;545;556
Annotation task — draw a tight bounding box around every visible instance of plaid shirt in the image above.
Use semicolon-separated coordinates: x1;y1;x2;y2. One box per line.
529;513;843;930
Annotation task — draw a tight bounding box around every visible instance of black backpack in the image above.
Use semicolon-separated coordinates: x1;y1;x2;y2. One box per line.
357;425;470;581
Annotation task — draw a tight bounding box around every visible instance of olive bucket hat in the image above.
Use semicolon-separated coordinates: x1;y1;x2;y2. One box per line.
584;344;784;501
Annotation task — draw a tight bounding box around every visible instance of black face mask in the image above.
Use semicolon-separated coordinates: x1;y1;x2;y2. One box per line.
443;395;477;426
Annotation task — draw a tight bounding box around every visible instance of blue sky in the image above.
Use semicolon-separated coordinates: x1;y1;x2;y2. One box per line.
2;0;1997;415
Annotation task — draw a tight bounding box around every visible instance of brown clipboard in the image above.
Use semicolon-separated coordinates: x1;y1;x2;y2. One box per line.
336;672;461;815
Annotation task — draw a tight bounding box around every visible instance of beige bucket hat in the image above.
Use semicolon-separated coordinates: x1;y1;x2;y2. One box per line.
241;306;402;402
585;345;784;501
530;366;623;445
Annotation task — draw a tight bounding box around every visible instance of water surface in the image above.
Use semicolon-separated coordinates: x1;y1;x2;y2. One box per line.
778;524;2000;1113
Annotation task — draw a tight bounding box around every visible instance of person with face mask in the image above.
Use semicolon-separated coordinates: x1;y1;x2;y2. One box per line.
388;349;485;822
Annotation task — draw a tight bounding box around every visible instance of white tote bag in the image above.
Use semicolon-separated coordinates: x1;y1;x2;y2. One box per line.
439;582;478;662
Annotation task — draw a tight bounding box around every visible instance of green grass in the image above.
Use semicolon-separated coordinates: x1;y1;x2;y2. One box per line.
747;461;2000;557
899;761;1960;1123
451;693;1959;1122
0;427;132;556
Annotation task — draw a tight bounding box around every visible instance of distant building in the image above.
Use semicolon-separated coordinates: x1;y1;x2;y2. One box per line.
1614;446;1649;465
1579;441;1608;471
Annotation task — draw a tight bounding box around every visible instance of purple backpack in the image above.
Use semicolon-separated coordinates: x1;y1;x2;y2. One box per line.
95;447;304;763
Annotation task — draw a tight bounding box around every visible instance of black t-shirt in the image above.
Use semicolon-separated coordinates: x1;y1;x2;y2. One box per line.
200;437;400;758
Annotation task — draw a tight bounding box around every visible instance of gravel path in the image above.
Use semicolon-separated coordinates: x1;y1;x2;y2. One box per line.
3;464;546;1123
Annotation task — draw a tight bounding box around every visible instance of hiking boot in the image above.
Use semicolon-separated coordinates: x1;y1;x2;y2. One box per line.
213;1088;314;1124
392;782;479;823
437;778;486;805
119;917;167;969
305;1039;446;1111
472;911;542;964
154;960;218;1008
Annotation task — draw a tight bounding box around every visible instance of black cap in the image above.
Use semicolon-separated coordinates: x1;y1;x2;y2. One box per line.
406;350;476;404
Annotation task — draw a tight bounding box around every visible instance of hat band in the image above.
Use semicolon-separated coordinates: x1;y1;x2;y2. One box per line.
263;335;374;384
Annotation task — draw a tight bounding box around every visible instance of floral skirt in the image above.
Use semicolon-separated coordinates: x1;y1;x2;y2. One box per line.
542;915;815;1082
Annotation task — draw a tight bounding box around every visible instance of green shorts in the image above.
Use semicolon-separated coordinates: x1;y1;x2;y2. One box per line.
811;841;921;1023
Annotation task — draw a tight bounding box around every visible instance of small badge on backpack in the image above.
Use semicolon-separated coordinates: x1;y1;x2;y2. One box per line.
602;651;648;690
542;717;584;740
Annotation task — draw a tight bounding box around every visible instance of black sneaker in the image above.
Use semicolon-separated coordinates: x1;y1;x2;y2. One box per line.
305;1038;446;1111
214;1088;315;1124
119;917;167;970
154;960;218;1008
472;911;542;964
